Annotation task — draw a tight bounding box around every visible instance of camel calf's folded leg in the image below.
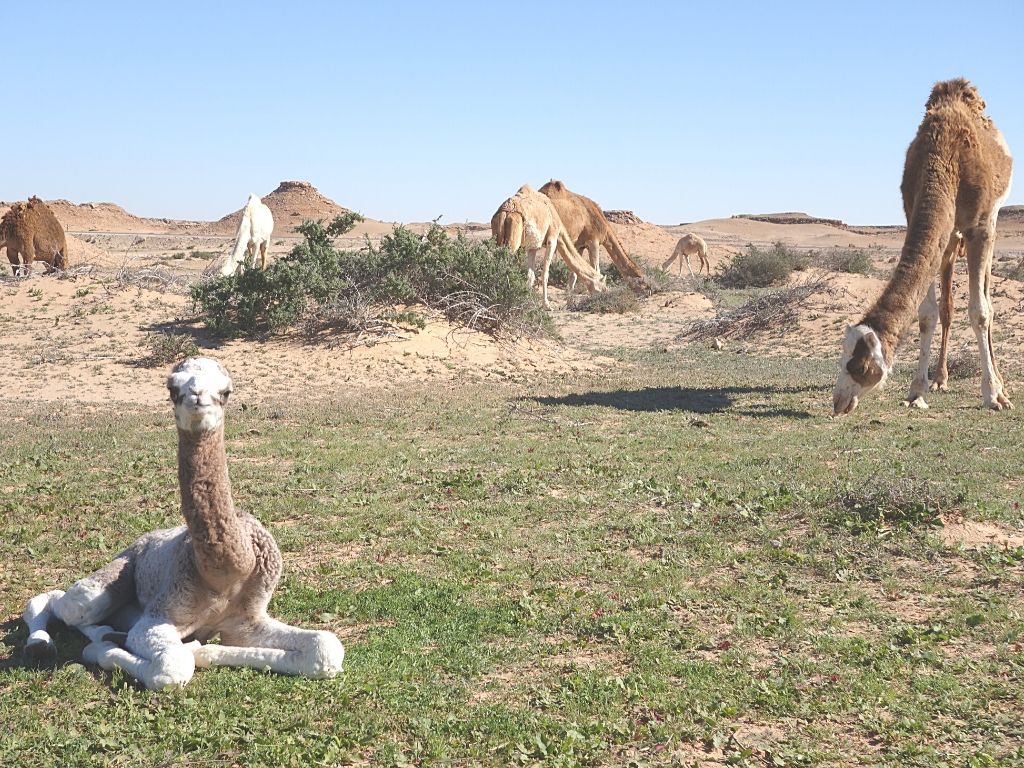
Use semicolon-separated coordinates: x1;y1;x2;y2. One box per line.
196;616;344;679
83;615;197;691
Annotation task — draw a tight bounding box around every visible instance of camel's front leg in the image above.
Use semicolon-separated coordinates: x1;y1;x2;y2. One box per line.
966;222;1011;410
195;615;344;679
904;282;939;409
259;240;268;270
83;613;197;690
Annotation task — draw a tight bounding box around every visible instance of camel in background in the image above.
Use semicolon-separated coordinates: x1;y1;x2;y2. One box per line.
1;197;68;276
538;180;646;294
218;194;274;276
491;185;605;309
662;233;710;277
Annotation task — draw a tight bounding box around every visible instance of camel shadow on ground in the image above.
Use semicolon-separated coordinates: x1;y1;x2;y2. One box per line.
528;384;828;419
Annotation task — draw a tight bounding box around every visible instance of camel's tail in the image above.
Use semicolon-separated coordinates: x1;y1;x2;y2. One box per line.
557;229;605;293
494;210;524;253
218;200;257;276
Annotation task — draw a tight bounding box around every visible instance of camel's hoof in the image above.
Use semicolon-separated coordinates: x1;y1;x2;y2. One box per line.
24;638;57;667
82;640;119;669
990;396;1014;411
902;396;929;410
929;381;949;393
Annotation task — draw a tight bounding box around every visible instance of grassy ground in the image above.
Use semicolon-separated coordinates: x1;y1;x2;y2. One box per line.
1;347;1022;767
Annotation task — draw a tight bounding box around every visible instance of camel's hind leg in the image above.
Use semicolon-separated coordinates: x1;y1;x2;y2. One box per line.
965;212;1011;410
931;233;963;393
259;240;269;270
23;553;135;660
196;615;344;679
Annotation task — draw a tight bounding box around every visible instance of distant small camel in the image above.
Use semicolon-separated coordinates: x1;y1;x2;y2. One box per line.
219;194;274;276
662;234;709;277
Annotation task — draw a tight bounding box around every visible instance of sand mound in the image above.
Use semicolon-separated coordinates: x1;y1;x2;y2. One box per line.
205;181;355;236
611;220;687;267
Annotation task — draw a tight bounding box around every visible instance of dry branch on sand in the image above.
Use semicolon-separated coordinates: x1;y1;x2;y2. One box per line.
681;276;835;342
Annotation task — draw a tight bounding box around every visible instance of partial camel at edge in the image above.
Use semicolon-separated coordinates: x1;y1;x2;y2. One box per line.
1;196;68;276
833;77;1013;415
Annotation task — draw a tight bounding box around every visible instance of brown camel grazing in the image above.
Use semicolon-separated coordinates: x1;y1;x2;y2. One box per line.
834;78;1013;414
537;180;646;294
1;197;68;276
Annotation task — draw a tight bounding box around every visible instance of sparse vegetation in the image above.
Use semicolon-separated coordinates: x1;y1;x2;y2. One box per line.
139;332;200;366
570;284;641;314
191;216;552;340
940;348;982;381
2;350;1023;766
716;242;810;288
823;247;874;275
829;476;956;535
683;276;834;341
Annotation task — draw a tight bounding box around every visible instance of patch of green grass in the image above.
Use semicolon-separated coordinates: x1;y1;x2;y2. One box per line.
1;350;1022;766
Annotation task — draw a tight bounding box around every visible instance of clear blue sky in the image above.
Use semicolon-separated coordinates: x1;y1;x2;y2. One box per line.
6;1;1022;225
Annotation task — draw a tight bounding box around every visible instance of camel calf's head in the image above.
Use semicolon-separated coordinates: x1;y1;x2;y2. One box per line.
167;357;234;433
833;324;889;415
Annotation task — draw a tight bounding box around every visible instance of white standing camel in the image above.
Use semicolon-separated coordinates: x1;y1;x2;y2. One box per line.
219;194;275;276
23;357;344;690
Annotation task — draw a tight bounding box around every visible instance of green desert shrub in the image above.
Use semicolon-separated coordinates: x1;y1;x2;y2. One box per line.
191;214;550;339
717;242;810;288
824;248;873;275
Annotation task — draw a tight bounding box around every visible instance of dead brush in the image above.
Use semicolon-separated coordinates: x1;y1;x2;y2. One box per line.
681;275;835;342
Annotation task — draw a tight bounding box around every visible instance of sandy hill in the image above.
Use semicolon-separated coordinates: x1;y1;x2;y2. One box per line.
204;181;358;236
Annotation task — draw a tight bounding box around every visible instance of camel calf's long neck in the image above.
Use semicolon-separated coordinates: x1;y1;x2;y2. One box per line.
177;427;255;590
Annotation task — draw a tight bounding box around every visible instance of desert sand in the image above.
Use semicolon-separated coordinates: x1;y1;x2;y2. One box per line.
2;181;1023;409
